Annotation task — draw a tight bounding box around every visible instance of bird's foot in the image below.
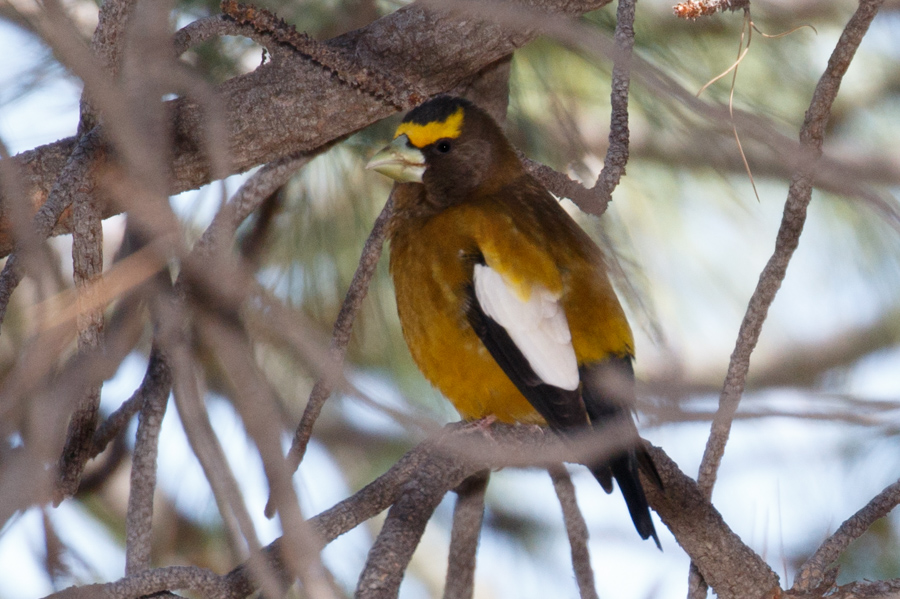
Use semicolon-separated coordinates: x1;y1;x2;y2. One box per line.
469;415;498;430
458;415;498;441
524;422;545;435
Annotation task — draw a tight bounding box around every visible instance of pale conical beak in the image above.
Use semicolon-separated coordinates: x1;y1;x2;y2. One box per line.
366;134;426;183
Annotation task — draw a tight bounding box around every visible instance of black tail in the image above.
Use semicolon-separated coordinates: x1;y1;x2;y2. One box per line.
596;451;660;549
581;358;662;549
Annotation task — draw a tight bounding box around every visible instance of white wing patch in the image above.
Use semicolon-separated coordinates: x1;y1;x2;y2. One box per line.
473;264;580;391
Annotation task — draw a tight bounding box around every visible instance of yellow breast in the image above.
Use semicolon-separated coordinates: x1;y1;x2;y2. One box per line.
390;207;545;423
387;184;634;423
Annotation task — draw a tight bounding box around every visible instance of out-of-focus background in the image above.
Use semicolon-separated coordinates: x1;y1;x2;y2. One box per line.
1;0;899;597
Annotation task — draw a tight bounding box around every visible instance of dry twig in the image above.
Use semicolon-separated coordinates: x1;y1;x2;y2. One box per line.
124;344;172;575
593;0;636;203
550;465;599;599
674;0;750;20
696;0;885;499
443;471;489;599
793;478;900;593
688;3;885;595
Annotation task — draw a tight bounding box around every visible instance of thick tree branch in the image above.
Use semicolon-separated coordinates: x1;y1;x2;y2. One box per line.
0;0;612;258
643;445;780;599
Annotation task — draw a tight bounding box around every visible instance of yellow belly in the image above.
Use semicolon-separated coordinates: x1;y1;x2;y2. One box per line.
387;186;633;425
390;215;544;424
402;306;545;424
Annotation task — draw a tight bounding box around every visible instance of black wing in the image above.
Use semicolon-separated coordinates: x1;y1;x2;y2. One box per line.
464;262;662;549
464;282;589;433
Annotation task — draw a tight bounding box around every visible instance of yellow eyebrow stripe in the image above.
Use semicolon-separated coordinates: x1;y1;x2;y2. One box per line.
394;106;464;148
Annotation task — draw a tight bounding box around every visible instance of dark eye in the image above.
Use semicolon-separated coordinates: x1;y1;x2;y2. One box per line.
436;140;451;153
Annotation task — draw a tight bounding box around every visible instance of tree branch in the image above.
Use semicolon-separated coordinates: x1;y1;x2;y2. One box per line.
643;445;780;599
124;344;171;575
792;478;900;593
195;151;326;259
54;138;105;502
0;0;612;258
229;427;777;599
78;0;138;132
91;346;170;457
592;0;635;203
443;471;489;599
0;128;104;325
549;465;599;599
695;0;885;497
222;435;435;598
355;436;476;599
44;565;231;599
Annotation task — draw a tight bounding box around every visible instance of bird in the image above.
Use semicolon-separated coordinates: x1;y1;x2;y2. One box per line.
366;95;662;548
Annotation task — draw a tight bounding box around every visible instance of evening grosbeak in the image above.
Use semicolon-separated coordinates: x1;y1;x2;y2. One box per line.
367;95;661;547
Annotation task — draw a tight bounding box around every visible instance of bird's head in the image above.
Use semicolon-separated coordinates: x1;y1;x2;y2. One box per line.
367;96;521;206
